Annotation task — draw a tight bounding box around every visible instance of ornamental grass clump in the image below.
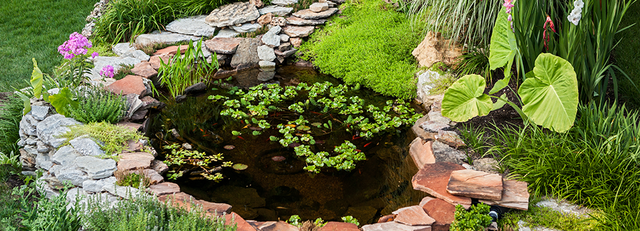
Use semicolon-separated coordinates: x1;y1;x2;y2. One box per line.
470;102;640;230
68;86;127;124
157;39;218;98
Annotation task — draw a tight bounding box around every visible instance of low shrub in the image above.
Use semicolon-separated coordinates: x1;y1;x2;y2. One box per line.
68;87;127;124
5;182;82;231
299;0;422;99
114;168;151;188
450;203;492;231
61;122;145;156
80;192;236;231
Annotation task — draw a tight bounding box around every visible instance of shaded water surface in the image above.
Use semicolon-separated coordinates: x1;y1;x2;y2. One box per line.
148;66;427;223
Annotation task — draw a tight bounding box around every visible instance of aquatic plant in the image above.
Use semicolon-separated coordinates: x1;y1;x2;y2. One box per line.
211;81;421;173
162;143;232;181
156;39;219;98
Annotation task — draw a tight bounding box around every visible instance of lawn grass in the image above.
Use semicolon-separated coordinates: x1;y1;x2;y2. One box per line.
614;1;640;108
0;0;96;92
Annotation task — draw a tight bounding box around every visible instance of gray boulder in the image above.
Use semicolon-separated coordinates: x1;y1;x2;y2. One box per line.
205;2;260;28
214;29;240;38
75;156;117;179
36;114;80;148
259;6;294;16
134;31;200;48
31;106;50;120
166;15;216;37
257;45;276;62
261;26;282;47
272;0;298;6
230;38;261;68
52;145;80;166
56;166;89;186
232;23;262;33
69;136;105;156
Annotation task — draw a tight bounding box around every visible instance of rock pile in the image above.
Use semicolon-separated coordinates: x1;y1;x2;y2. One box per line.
368;96;530;231
16;99;233;218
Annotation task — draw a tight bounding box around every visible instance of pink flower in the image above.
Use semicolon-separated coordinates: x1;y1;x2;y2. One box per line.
504;0;514;13
100;65;115;78
543;15;556;51
58;32;92;60
91;52;99;59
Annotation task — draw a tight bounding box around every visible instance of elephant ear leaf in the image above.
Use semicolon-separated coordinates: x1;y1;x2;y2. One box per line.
30;58;43;98
49;87;77;117
442;74;493;122
518;53;579;132
488;7;518;94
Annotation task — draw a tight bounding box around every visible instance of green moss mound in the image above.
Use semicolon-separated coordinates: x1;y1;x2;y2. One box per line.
299;0;422;99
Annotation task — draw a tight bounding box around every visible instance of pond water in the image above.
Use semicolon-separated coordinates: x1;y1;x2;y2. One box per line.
147;66;427;224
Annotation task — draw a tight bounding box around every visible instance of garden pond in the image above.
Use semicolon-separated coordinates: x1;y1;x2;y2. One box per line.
147;66;428;224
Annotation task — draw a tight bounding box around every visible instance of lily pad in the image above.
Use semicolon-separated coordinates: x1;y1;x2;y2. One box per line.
232;163;248;170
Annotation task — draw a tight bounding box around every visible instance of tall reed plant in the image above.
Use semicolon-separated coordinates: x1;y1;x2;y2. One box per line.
509;0;636;103
405;0;502;47
157;39;218;98
93;0;175;44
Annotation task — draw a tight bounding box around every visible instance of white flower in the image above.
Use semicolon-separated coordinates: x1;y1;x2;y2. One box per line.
568;13;581;26
571;7;582;16
574;0;584;9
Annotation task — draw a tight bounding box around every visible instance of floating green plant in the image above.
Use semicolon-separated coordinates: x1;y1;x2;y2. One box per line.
210;81;421;173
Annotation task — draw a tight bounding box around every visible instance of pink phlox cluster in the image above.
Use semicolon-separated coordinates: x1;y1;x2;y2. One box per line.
91;52;99;59
57;32;92;60
100;65;115;78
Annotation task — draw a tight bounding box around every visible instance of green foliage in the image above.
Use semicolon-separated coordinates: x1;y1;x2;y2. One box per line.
478;102;640;230
448;43;579;132
163;143;231;181
68;87;127;124
616;1;640;108
441;74;493;122
456;48;492;81
6;183;82;231
341;216;359;226
500;206;601;230
0;0;95;91
519;53;579;132
0;152;21;179
93;0;175;44
80;192;236;231
488;8;519;94
0;94;25;155
61;122;145;156
404;0;502;46
48;87;77;117
299;0;421;99
93;0;238;44
30;59;44;99
287;215;302;227
450;203;492;231
157;39;219;98
213;82;421;173
54;55;93;89
508;0;636;103
115;169;151;188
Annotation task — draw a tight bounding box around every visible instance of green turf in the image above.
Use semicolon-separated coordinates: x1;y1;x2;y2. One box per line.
0;0;96;92
615;1;640;108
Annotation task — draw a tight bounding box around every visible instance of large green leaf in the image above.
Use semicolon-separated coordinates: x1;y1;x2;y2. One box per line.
442;74;493;122
488;8;518;94
30;58;43;98
519;53;579;132
49;87;77;117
